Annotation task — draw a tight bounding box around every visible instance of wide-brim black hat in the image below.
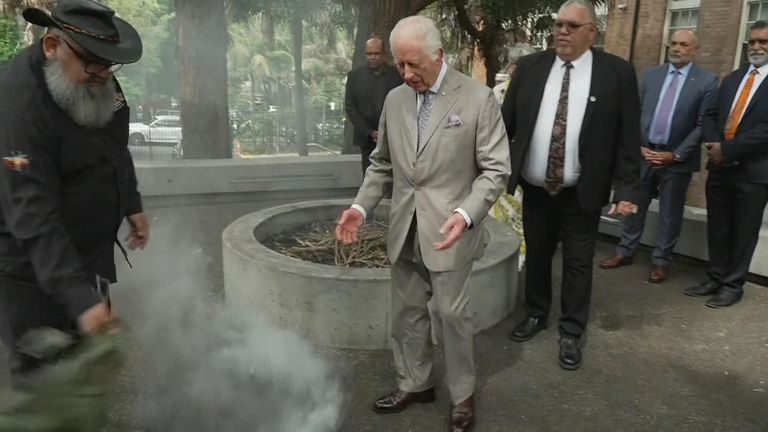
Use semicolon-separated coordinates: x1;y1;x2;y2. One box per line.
23;0;142;64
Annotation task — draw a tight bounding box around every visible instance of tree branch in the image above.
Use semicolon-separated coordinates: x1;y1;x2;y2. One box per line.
450;0;481;41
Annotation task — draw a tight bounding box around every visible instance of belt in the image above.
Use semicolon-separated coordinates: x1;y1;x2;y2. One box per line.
647;143;667;151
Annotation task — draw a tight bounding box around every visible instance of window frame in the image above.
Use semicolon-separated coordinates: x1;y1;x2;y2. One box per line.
736;0;768;69
659;0;701;64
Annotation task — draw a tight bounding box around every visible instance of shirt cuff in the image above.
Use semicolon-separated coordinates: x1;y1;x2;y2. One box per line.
453;208;473;228
351;204;367;221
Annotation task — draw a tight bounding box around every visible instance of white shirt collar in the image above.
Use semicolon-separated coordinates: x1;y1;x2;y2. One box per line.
748;62;768;76
555;49;593;70
668;61;693;78
428;61;449;94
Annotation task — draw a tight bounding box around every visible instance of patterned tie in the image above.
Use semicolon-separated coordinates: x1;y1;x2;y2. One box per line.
544;62;573;195
648;70;681;144
417;91;434;151
725;69;759;140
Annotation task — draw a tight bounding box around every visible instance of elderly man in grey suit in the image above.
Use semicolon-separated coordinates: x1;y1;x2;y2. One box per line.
599;29;718;283
335;16;510;432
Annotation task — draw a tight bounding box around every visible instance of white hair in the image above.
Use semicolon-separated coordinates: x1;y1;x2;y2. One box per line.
389;15;443;60
44;57;116;129
558;0;598;23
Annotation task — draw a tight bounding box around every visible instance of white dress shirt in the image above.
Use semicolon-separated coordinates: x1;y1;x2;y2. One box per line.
728;62;768;118
415;61;449;146
522;50;592;187
353;61;472;227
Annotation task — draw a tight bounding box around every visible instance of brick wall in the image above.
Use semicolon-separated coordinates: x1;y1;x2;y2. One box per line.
603;0;749;208
697;0;746;77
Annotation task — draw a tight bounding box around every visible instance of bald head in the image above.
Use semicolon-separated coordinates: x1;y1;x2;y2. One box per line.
365;37;385;70
668;29;699;68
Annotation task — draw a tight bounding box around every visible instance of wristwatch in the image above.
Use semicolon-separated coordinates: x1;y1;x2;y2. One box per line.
673;152;682;162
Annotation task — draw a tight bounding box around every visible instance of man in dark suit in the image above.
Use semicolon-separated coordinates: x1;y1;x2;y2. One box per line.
501;0;641;370
344;36;403;175
684;20;768;308
599;30;718;283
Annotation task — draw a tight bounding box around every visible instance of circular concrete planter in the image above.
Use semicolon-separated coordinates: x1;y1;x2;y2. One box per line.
222;199;520;350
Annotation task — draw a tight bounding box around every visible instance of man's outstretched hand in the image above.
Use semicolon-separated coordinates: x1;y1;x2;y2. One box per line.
336;208;365;244
433;213;468;251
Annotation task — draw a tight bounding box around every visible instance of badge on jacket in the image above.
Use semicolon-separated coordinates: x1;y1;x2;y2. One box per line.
3;152;30;171
114;92;126;112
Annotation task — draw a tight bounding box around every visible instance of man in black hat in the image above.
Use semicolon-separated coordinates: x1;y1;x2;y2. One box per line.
0;0;148;383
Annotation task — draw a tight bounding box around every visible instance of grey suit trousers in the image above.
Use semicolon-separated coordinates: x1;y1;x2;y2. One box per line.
390;217;475;404
616;163;692;265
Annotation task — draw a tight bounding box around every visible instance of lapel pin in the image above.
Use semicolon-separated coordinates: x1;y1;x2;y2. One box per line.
589;96;597;102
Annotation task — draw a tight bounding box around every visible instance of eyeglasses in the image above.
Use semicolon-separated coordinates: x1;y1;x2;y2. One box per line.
59;37;123;74
551;20;593;33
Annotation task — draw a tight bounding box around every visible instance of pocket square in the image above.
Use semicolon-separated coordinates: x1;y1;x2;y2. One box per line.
445;114;463;128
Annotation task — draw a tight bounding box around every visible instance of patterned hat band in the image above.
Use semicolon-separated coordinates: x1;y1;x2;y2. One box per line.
61;22;120;42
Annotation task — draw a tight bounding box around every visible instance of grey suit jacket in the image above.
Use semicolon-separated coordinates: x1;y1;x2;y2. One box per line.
640;62;718;173
353;67;511;272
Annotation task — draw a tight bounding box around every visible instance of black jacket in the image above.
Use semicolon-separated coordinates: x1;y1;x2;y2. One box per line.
501;49;642;211
0;43;142;319
703;64;768;183
344;63;403;149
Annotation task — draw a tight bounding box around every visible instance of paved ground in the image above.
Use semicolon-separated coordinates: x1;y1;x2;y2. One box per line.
2;238;767;431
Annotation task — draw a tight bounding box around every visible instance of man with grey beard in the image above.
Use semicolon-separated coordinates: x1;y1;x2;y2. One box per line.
0;0;148;384
685;20;768;308
599;30;718;284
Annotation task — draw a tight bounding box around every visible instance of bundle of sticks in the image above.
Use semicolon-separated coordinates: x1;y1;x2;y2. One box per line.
265;220;390;268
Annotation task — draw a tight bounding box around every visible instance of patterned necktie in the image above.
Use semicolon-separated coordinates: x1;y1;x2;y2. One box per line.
544;61;573;195
649;70;681;144
725;69;759;140
417;91;434;151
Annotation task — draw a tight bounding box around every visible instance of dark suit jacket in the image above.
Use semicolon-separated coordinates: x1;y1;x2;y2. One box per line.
501;49;641;211
703;64;768;183
344;64;403;150
640;63;718;173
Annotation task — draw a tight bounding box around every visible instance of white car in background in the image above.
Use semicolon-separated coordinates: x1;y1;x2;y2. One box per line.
128;115;183;160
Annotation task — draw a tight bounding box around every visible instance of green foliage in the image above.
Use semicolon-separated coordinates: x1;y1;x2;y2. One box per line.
106;0;175;104
115;76;143;107
490;188;526;260
0;15;23;60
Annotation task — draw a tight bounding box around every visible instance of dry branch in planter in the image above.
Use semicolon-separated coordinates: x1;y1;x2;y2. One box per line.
263;220;390;268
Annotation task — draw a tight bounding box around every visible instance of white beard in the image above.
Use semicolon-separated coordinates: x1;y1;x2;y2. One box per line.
44;58;116;129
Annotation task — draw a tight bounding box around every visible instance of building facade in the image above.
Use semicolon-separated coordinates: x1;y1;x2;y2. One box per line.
603;0;768;207
605;0;766;78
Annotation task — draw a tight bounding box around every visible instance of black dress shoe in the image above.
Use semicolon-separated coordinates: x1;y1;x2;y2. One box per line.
705;289;743;308
683;280;721;297
449;395;475;432
558;335;582;370
372;388;435;414
509;316;547;342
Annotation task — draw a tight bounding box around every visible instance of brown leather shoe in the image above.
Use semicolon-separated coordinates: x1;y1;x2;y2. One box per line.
372;388;435;414
599;255;633;269
648;265;670;283
449;395;475;432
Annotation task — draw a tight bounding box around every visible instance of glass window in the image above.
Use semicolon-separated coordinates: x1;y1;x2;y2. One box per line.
660;0;700;62
668;8;699;38
741;1;768;64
